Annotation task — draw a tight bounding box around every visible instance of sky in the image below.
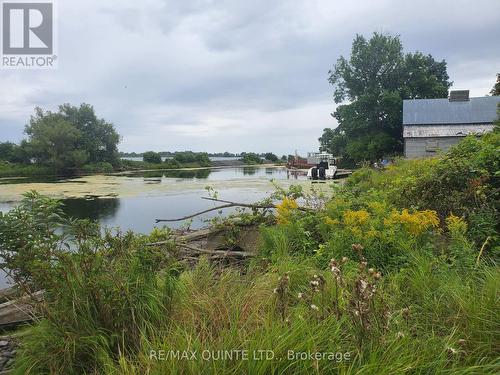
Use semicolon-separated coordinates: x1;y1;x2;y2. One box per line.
1;0;499;155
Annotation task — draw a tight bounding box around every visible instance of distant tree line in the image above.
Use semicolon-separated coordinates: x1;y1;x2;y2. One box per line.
120;151;241;158
141;151;211;167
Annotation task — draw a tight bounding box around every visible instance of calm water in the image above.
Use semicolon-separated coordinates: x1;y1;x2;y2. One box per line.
0;167;306;232
0;166;312;288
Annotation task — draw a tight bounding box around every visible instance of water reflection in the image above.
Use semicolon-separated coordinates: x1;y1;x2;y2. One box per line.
242;167;257;175
133;169;213;179
63;198;121;221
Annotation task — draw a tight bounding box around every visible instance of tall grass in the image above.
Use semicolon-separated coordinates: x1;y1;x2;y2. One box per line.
4;133;499;374
90;255;499;374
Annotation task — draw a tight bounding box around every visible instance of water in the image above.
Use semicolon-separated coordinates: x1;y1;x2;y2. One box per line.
0;166;307;232
0;166;315;288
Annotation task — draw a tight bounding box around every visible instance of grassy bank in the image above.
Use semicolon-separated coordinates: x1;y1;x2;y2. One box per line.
0;133;498;374
0;159;213;178
0;162;57;178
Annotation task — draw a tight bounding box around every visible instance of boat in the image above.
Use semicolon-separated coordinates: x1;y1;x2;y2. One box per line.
306;152;338;180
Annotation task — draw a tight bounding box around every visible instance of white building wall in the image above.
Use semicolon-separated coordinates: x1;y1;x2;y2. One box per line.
404;137;463;158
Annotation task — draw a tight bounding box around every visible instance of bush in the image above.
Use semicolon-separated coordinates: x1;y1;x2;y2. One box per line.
264;152;278;162
81;162;114;174
240;152;263;164
0;193;178;373
143;151;162;164
346;134;499;248
171;151;211;166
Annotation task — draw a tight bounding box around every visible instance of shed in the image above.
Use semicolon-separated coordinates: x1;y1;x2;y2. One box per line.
403;91;499;158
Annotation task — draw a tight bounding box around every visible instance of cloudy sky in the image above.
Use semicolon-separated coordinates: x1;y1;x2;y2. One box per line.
1;0;499;155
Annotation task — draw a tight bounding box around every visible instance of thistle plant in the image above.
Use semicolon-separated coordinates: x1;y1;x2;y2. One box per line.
273;272;290;321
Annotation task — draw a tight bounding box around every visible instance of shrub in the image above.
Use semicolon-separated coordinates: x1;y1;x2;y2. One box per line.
264;152;278;162
240;152;263;164
81;161;114;174
172;151;211;166
143;151;162;164
0;193;178;374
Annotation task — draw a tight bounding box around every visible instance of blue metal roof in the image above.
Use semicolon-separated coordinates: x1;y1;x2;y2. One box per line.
403;96;500;125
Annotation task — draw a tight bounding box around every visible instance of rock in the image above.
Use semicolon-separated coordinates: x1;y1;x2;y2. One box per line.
0;341;8;348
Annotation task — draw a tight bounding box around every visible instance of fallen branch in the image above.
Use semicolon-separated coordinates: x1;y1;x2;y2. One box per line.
155;196;312;222
201;197;313;212
155;203;235;223
179;243;254;258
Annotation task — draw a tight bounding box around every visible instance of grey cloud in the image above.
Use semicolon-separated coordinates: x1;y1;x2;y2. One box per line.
1;0;499;155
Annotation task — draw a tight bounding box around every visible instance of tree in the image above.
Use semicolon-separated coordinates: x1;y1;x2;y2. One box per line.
321;33;452;162
0;141;32;164
26;114;86;169
491;74;500;95
143;151;162;164
56;104;121;165
0;142;16;162
264;152;278;162
240;153;263;164
172;151;211;166
24;104;121;170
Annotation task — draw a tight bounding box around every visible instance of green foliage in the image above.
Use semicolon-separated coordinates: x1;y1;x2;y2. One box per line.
171;151;210;166
142;151;162;164
0;162;56;177
81;162;114;174
240;152;263;164
0;141;33;164
0;191;67;288
0;193;178;374
264;152;278;162
345;133;499;248
322;32;452;161
490;73;500;95
21;104;120;171
4;133;500;374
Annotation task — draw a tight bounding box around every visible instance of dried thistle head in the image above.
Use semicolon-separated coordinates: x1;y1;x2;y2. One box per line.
402;307;410;320
359;261;368;271
351;243;364;253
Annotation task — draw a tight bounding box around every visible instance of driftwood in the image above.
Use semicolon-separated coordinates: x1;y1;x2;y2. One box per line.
155;196;312;223
0;290;44;328
179;244;254;258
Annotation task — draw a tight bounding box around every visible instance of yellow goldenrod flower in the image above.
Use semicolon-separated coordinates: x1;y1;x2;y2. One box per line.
276;197;298;224
445;213;467;235
385;209;439;236
343;209;370;228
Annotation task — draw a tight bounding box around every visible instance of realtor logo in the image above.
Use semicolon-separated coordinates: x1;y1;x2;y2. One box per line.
1;1;57;68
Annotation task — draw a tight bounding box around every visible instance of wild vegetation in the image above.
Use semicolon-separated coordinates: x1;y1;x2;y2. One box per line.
240;152;264;164
0;104;120;176
0;132;498;374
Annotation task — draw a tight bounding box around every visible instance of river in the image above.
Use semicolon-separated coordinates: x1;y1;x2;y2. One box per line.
0;166;337;288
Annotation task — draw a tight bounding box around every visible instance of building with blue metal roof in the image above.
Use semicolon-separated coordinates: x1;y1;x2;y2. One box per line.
403;91;500;158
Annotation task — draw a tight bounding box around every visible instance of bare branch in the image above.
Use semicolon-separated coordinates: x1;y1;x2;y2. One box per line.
201;196;313;212
155;196;313;222
155;203;235;222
